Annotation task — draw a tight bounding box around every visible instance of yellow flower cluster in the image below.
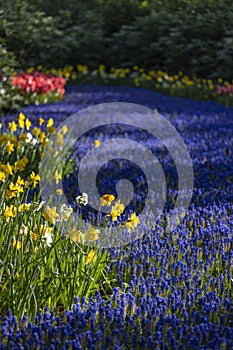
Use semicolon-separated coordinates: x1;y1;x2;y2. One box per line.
25;64;233;103
110;200;125;221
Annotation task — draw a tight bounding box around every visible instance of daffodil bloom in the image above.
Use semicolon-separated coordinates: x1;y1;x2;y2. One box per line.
3;163;13;176
9;182;24;195
39;117;45;126
56;132;64;146
85;226;100;242
18;113;25;128
12;240;22;250
42;206;59;225
5;190;17;200
94;140;100;147
56;188;63;195
28;171;40;188
0;171;6;182
30;232;37;241
59;204;73;221
19;224;28;235
39;224;53;236
8;121;17;132
32;127;41;137
100;194;115;207
18;203;31;212
39;132;46;143
125;212;140;232
76;192;88;206
86;250;97;264
4;205;17;222
110;200;125;221
16;175;24;186
25;118;31;130
61;125;68;134
47;126;55;134
47;118;54;128
42;231;53;247
4;142;14;154
14;156;28;171
54;170;62;184
69;228;83;243
19;133;27;142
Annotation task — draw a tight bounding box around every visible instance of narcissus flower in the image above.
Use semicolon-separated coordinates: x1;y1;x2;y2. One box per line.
59;204;73;221
100;194;115;207
110;200;125;221
4;205;17;222
86;250;97;264
12;240;22;250
18;113;25;128
125;212;140;232
94;140;100;147
25;119;31;130
54;170;62;184
8;121;17;132
76;192;88;206
39;117;45;126
69;228;84;243
42;206;59;225
85;226;100;242
28;171;40;188
47;118;54;128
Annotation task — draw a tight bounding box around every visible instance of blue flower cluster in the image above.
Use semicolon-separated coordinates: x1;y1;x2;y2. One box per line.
0;86;232;349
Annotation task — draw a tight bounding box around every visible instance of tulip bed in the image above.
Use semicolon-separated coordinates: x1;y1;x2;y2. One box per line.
0;85;232;349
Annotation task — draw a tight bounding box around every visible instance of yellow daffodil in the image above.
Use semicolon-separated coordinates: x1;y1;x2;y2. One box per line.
110;200;125;221
125;212;140;232
32;127;41;137
30;232;37;241
12;240;22;250
14;156;28;171
28;171;40;188
61;125;68;135
100;194;115;207
4;205;17;222
47;118;54;128
39;117;44;125
0;171;6;182
42;206;59;225
3;162;13;176
69;228;84;243
86;250;97;264
8;121;17;132
94;140;100;147
18;203;31;212
56;131;64;146
18;112;25;128
5;143;14;155
85;226;100;242
25;119;31;130
56;188;63;196
54;170;62;184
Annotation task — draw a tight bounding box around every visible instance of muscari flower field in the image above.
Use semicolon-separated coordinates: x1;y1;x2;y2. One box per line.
0;84;232;349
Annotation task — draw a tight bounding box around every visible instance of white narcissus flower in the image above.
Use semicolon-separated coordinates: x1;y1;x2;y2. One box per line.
59;203;73;221
43;231;53;247
76;192;88;206
19;224;28;235
25;132;38;146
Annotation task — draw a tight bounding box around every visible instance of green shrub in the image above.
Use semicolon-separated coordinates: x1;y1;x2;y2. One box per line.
0;39;24;112
1;0;233;80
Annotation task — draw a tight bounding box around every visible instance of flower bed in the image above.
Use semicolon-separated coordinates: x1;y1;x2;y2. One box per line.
0;86;232;349
12;71;66;98
36;64;233;107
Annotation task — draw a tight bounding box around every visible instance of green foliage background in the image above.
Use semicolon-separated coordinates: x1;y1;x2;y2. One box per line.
1;0;233;79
